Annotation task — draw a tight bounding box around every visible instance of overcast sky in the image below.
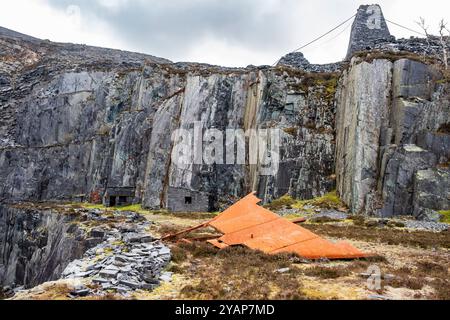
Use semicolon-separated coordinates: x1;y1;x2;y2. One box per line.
1;0;449;66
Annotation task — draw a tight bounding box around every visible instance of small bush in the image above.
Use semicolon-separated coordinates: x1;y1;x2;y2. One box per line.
432;279;450;300
390;277;425;290
348;215;366;226
170;245;188;263
180;242;219;258
264;195;296;211
309;216;340;224
303;266;351;279
283;127;298;137
438;210;450;223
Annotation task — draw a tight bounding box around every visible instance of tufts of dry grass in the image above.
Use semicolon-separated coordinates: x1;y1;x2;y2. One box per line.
303;266;351;279
304;224;450;249
265;191;346;213
174;243;306;300
264;194;297;211
309;216;341;224
353;50;439;65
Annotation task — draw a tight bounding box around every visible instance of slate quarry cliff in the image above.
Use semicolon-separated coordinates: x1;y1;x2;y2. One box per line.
0;27;338;212
0;4;449;219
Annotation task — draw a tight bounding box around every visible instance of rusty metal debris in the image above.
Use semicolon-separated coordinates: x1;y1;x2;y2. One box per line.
163;192;370;260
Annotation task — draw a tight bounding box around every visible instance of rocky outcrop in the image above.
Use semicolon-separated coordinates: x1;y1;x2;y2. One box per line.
0;202;171;296
335;56;449;217
0;204;88;288
278;52;343;73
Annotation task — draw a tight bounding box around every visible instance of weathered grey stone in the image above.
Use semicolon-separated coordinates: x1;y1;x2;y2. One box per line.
336;59;393;213
413;168;450;217
99;269;119;279
0;27;341;211
119;279;142;289
278;52;343;73
114;255;130;263
89;229;106;239
275;268;290;274
85;238;104;248
122;233;153;243
415;208;443;223
380;145;437;217
92;277;110;284
70;288;90;297
159;272;173;282
0;205;89;288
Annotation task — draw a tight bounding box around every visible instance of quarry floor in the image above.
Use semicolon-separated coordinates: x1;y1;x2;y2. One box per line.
8;205;448;301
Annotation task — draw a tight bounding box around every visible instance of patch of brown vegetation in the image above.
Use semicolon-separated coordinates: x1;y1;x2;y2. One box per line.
353;50;439;65
304;224;450;249
24;283;72;300
390;267;426;290
303;266;350;279
283;127;298;137
309;216;341;224
174;243;306;300
437;122;450;134
157;211;218;220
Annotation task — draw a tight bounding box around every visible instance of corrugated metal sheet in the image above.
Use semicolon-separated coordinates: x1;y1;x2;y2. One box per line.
167;192;369;260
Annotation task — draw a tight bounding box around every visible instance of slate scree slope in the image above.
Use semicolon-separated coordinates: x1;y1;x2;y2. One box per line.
0;4;449;218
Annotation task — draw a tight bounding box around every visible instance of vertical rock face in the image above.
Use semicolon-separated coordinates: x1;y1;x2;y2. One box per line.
346;4;393;60
336;56;450;216
0;31;337;210
335;59;393;213
0;204;88;288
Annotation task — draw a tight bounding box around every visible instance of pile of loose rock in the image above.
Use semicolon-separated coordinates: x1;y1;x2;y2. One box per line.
372;36;450;60
277;52;344;73
404;220;449;232
61;209;172;296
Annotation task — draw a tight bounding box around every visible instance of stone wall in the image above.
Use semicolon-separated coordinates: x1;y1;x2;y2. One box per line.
166;187;211;212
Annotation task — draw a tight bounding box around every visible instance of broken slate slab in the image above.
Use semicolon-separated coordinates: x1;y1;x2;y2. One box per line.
159;272;173;282
99;269;119;279
89;228;106;238
72;270;96;278
93;277;110;284
70;289;91;297
158;247;171;255
86;237;104;248
119;280;142;289
123;233;153;243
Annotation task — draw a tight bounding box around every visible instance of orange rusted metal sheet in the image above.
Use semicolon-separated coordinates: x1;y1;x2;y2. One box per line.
168;192;369;260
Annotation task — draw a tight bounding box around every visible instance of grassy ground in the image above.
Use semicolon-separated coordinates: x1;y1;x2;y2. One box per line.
264;191;346;213
10;200;450;300
135;211;449;300
67;199;449;300
439;210;450;223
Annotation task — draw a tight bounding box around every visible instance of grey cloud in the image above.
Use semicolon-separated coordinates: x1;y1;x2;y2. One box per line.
46;0;302;61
